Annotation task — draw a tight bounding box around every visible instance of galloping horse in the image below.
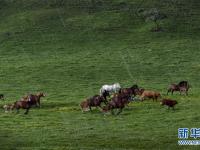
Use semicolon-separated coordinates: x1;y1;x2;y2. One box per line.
119;84;140;97
14;100;32;114
27;92;46;107
100;83;121;96
167;81;190;95
80;94;107;112
102;93;131;115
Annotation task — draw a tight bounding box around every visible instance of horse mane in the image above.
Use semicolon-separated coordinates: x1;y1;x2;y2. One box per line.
131;84;139;89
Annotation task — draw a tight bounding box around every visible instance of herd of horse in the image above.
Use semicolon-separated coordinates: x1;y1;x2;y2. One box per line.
80;81;190;115
1;92;45;114
0;81;190;115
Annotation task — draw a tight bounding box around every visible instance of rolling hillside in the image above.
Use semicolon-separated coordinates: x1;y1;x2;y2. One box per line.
0;0;200;149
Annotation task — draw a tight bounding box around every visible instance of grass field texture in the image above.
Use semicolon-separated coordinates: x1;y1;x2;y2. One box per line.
0;0;200;149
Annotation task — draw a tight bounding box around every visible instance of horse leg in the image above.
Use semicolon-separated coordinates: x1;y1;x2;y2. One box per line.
37;100;41;108
24;107;30;115
111;109;114;115
100;88;103;96
16;108;20;114
89;106;92;111
117;108;122;115
167;89;171;95
98;104;103;109
155;96;158;102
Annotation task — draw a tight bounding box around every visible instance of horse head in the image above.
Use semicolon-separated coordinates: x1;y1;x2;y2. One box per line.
37;92;46;98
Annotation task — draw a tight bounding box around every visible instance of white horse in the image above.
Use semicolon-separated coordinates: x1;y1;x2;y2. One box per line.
100;83;121;96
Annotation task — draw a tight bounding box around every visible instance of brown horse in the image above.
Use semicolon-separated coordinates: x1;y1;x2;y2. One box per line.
160;99;178;110
80;95;107;112
26;92;46;107
14;100;32;114
178;81;190;95
167;84;179;95
140;90;161;101
88;95;107;110
102;93;130;115
80;100;90;112
167;81;190;95
119;84;140;97
135;88;145;96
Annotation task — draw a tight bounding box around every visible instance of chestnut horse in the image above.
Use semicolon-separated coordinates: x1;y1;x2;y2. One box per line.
80;95;107;112
140;90;161;101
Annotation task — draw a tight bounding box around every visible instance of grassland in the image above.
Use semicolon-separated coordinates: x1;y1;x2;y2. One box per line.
0;0;200;149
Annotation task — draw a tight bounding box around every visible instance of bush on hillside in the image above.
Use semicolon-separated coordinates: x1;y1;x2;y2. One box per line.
139;8;167;32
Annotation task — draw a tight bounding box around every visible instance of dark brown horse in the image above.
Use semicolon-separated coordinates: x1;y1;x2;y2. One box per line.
178;81;190;95
80;95;107;111
27;92;46;107
167;84;179;95
160;99;178;110
89;95;107;110
119;84;140;97
14;100;32;114
178;81;189;87
102;93;130;115
167;81;190;95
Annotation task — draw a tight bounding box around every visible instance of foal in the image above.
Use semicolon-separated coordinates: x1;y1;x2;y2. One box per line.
160;99;178;110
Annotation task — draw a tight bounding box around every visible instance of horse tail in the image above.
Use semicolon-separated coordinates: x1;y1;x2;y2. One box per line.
116;83;121;89
100;88;103;96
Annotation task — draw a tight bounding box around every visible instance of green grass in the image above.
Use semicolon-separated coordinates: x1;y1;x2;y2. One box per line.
0;0;200;149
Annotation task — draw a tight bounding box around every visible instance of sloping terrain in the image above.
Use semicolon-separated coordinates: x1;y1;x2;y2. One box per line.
0;0;200;149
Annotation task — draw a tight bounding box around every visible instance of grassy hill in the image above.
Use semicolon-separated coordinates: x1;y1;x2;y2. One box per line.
0;0;200;149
